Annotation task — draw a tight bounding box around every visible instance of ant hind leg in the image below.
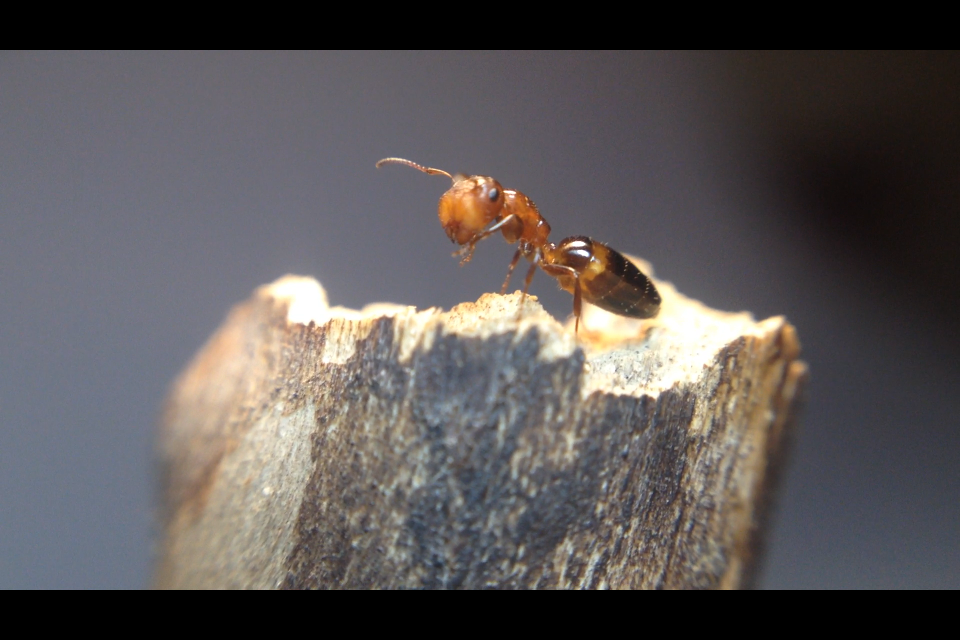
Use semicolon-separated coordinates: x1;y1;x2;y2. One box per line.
516;263;537;320
573;278;583;335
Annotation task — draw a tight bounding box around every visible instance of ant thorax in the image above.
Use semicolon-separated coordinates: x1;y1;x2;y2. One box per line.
501;190;550;247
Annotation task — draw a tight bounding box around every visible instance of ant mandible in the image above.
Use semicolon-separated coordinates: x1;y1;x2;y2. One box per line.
376;158;661;334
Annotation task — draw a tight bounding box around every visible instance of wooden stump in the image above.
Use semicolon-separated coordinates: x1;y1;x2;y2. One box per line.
155;266;807;589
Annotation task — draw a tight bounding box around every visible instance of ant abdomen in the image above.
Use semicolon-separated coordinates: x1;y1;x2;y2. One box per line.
550;237;661;320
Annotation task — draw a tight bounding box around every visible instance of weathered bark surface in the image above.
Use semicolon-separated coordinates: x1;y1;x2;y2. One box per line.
156;268;807;589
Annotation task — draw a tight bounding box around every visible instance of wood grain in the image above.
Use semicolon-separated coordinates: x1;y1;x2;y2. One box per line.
156;269;806;589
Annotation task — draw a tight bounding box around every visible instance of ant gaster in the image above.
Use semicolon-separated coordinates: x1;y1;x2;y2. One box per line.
376;158;661;333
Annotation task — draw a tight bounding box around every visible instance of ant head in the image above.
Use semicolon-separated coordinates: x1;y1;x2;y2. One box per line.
438;175;505;244
377;158;505;245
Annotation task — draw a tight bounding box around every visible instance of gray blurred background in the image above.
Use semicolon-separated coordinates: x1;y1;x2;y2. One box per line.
1;51;957;589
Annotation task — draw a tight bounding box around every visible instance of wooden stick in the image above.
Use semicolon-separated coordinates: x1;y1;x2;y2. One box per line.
155;267;806;589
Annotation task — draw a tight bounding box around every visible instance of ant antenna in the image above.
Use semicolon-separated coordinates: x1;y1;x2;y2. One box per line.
376;157;454;183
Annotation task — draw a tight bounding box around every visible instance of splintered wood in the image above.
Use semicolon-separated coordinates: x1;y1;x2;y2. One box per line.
156;268;806;589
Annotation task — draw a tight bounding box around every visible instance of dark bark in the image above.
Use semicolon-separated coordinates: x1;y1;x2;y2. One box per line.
156;274;806;589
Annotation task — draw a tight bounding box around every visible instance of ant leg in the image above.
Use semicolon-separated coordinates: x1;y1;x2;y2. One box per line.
452;214;517;265
516;262;537;320
573;277;583;335
501;248;522;294
457;243;477;266
539;262;583;334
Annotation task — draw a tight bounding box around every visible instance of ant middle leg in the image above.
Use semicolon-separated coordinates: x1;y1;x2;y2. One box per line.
501;248;522;294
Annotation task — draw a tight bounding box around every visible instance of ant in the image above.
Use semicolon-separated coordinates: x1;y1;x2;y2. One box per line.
376;158;661;334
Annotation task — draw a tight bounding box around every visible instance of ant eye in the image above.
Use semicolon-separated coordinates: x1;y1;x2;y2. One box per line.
488;187;499;202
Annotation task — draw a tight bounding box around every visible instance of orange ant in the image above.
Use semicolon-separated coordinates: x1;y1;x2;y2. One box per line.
376;158;661;333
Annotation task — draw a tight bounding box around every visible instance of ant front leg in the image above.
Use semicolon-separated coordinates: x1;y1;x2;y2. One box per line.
455;243;477;266
452;214;517;266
